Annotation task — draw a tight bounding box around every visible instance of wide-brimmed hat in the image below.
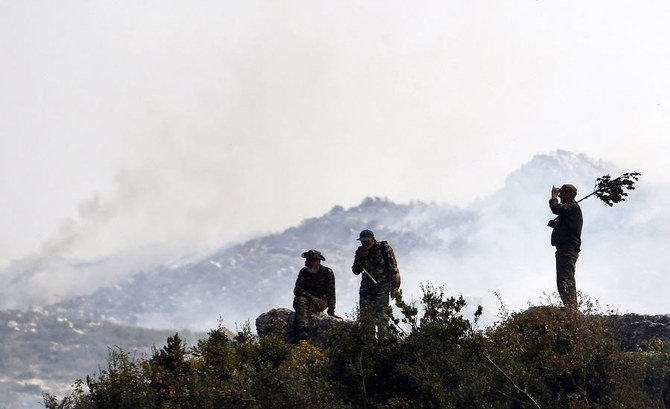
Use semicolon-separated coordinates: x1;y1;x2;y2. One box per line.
301;249;325;261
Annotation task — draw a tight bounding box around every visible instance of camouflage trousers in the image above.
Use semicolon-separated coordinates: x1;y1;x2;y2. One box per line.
293;296;326;331
359;289;391;336
556;245;579;309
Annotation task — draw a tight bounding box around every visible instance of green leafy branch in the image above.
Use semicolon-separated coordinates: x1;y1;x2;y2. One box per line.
578;172;641;206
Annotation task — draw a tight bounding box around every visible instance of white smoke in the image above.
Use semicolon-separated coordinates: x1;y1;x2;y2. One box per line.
2;0;670;317
394;152;669;327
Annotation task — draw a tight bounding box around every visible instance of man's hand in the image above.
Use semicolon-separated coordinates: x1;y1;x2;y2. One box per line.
355;246;369;257
311;296;327;310
390;288;400;300
551;185;560;199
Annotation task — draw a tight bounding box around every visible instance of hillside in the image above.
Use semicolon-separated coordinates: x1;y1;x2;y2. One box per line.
0;309;203;408
45;197;464;330
3;150;668;408
44;291;670;408
42;150;668;331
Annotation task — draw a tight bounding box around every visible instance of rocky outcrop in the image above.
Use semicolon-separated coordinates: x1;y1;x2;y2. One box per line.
255;309;670;351
255;308;345;347
606;314;670;351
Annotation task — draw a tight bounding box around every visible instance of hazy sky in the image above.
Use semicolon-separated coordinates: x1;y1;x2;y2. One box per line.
1;1;669;270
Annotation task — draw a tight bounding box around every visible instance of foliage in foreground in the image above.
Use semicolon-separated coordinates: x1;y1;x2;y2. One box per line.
45;286;670;408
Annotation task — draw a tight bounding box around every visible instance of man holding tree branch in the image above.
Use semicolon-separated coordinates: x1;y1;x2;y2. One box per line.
548;184;583;309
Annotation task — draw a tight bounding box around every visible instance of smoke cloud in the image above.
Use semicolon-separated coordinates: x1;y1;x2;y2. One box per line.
1;2;670;311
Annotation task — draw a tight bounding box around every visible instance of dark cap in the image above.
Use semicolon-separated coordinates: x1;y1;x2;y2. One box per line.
560;184;577;197
356;229;375;241
301;249;325;261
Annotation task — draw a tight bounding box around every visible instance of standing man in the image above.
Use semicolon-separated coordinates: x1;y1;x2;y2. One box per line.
352;229;401;335
293;249;336;341
548;184;583;309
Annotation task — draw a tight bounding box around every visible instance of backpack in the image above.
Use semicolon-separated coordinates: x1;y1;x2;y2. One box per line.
379;241;401;289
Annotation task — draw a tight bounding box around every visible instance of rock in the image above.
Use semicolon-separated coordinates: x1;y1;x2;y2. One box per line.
219;326;237;342
254;309;670;352
255;308;295;343
606;314;670;351
255;308;346;347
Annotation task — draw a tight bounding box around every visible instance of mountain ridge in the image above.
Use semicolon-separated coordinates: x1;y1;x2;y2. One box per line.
2;150;668;408
39;150;665;332
0;308;204;408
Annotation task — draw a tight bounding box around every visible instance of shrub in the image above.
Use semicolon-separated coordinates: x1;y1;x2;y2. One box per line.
481;306;664;408
45;287;670;409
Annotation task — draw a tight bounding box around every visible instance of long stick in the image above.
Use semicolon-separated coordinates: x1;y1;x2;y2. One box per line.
357;351;368;407
361;267;378;284
483;352;542;409
577;191;596;203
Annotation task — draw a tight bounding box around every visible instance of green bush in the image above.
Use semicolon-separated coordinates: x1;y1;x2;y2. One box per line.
479;306;667;408
45;287;670;409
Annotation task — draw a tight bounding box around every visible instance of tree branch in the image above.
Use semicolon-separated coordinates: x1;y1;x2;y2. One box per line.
482;352;542;409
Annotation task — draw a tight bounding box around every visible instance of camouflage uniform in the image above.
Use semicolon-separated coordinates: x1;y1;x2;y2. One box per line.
352;241;401;334
292;265;336;331
549;197;583;309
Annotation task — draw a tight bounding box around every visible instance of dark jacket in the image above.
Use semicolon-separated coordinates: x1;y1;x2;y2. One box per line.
293;266;336;314
549;198;583;250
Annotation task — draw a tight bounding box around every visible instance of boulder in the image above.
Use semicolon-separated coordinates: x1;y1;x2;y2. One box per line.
255;308;346;347
254;309;670;352
606;313;670;351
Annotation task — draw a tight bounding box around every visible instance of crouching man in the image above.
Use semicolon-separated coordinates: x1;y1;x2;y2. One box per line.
293;249;336;341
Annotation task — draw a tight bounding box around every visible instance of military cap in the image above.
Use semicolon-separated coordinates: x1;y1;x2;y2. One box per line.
301;249;325;261
356;229;375;241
